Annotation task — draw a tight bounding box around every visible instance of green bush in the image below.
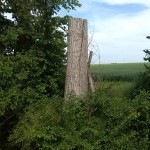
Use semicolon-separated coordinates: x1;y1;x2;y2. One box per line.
7;90;150;149
131;50;150;97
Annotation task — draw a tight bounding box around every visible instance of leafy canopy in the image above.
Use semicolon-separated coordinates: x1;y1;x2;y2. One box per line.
0;0;80;149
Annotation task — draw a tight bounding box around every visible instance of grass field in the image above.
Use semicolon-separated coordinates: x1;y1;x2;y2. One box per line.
96;81;134;98
91;62;147;81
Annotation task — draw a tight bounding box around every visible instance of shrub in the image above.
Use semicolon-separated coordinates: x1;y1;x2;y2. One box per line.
8;90;150;149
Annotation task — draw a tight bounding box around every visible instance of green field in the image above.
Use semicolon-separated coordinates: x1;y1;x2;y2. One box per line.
91;62;147;81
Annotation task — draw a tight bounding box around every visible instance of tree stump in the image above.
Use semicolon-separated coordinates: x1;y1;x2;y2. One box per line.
65;18;88;99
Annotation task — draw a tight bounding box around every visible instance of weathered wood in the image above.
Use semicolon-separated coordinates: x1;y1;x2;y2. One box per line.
88;51;95;92
65;18;88;98
88;51;93;65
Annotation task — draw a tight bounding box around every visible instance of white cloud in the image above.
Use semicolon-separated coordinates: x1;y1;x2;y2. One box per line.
58;0;150;63
86;2;150;63
92;0;150;7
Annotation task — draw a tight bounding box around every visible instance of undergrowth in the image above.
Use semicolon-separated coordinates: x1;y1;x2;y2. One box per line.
8;89;150;150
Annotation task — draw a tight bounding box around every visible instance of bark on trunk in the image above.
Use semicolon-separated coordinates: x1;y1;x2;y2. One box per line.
65;18;88;98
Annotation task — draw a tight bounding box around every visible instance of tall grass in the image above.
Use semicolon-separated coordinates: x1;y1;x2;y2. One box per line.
96;81;135;98
91;62;146;81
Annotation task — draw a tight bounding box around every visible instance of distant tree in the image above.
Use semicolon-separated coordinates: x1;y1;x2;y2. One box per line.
133;36;150;94
146;36;150;39
143;36;150;75
142;36;150;91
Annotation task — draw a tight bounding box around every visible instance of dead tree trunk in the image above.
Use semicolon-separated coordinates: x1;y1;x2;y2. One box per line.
65;18;88;98
88;51;95;92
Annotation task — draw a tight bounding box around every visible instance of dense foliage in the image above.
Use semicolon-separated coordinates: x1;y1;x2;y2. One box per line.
0;0;80;149
8;88;150;150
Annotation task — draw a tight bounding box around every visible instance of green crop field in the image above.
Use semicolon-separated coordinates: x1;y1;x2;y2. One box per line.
91;62;147;81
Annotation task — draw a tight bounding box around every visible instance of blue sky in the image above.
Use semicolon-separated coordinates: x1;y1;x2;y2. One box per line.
60;0;150;64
